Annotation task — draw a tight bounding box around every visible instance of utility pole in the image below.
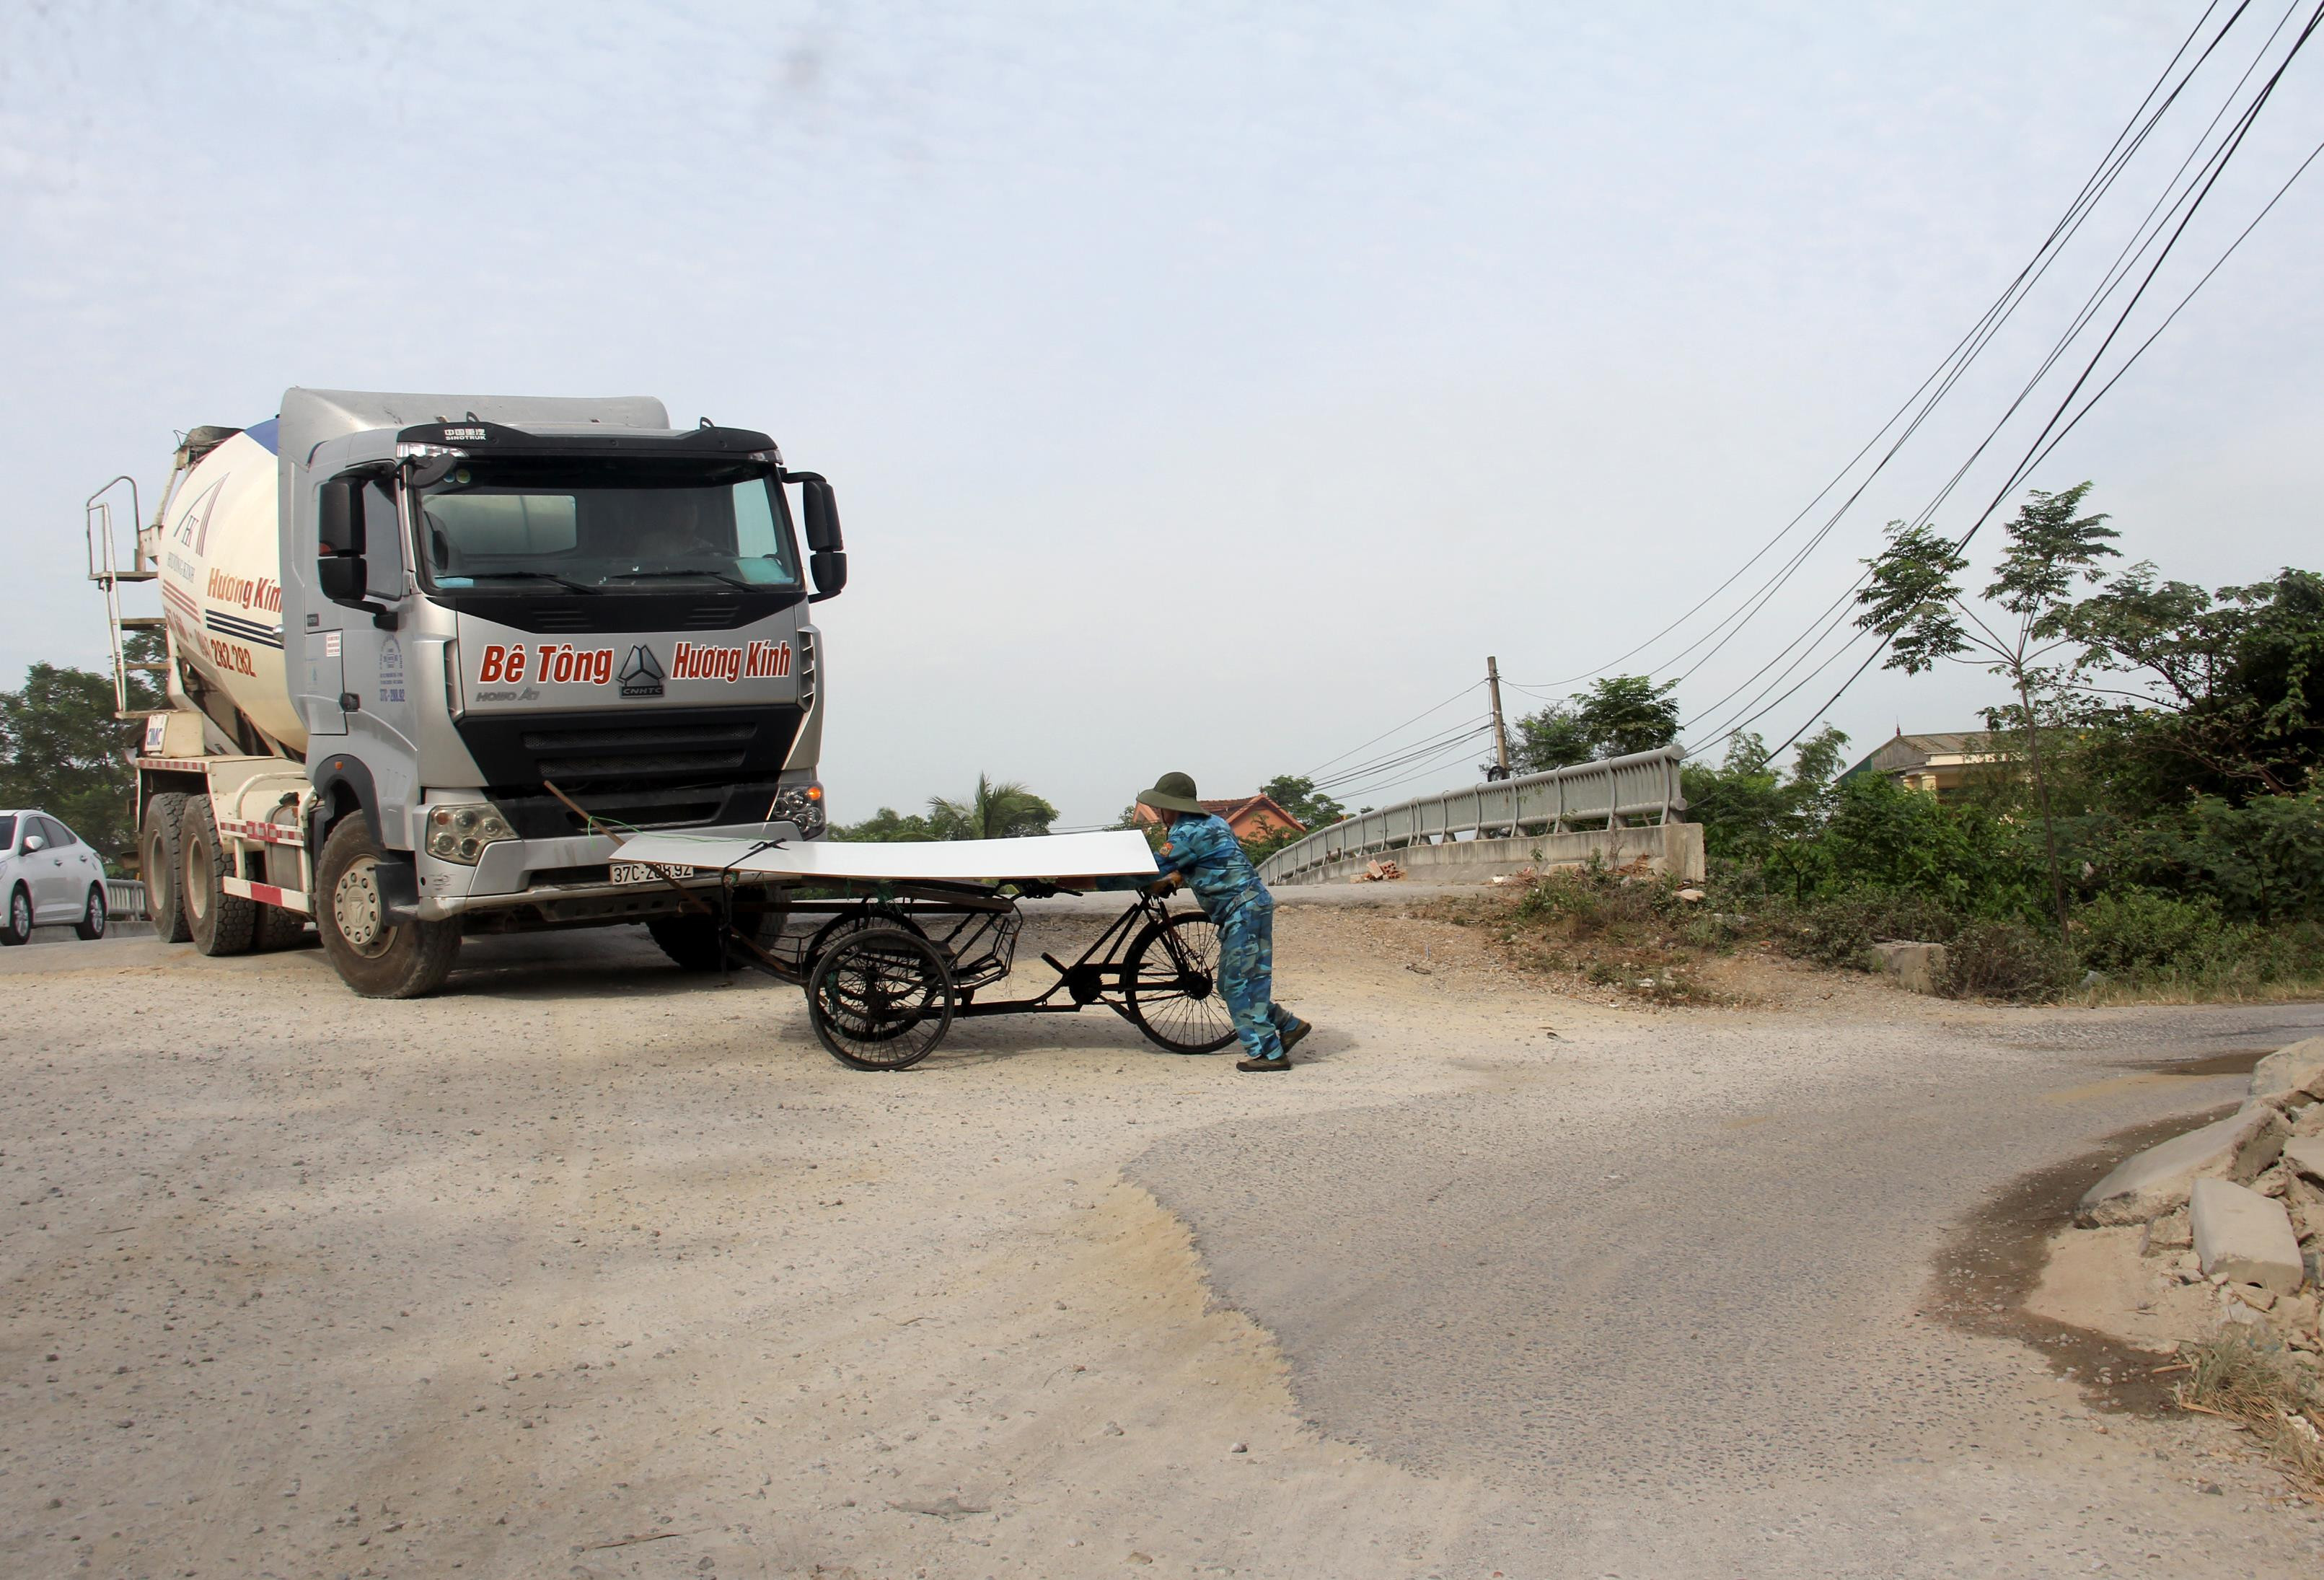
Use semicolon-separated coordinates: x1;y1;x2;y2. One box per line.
1486;655;1512;778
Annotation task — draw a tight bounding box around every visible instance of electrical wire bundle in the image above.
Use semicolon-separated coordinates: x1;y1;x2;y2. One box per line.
1510;0;2324;765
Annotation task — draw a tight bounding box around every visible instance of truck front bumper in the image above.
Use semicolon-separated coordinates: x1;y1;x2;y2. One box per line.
414;820;809;923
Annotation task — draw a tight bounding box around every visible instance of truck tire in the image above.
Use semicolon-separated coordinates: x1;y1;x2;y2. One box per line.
252;903;309;952
315;816;459;998
646;887;778;972
142;792;192;942
181;799;258;956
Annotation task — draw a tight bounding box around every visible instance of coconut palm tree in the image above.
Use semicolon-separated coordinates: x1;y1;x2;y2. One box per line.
925;773;1059;841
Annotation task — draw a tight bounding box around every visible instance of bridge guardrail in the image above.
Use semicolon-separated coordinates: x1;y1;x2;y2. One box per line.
105;879;149;921
1258;745;1686;885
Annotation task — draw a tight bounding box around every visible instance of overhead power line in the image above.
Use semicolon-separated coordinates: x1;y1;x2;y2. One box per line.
1509;0;2247;698
1742;1;2324;762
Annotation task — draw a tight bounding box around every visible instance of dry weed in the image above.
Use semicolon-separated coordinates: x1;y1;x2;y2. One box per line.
2178;1331;2324;1499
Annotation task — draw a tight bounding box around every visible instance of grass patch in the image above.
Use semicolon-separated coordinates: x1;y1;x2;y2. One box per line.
1425;861;1730;1006
2178;1330;2324;1499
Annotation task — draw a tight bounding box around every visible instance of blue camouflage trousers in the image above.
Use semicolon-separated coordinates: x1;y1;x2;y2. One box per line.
1215;896;1297;1061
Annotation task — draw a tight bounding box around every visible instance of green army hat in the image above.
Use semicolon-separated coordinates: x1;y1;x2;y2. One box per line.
1135;771;1206;817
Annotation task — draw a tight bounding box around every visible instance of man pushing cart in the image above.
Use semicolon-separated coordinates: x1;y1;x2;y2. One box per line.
1120;771;1311;1073
599;776;1311;1072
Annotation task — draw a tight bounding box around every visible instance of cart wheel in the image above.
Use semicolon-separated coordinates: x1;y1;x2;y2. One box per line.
1122;910;1238;1054
806;927;956;1071
807;905;926;964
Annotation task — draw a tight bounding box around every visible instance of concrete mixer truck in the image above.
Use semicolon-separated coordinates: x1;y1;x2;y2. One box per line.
84;387;844;996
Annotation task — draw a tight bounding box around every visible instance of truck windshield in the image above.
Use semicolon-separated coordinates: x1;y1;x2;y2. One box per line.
416;457;798;593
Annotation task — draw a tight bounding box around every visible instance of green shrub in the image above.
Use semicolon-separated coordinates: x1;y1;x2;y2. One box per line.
1941;920;2074;1002
2074;890;2230;978
1760;890;1963;970
1766;773;2042;917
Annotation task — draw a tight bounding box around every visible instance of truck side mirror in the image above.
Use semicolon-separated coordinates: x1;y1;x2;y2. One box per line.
801;478;848;602
317;478;369;605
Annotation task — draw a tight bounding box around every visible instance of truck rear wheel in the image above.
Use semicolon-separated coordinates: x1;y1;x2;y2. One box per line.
315;817;459;998
252;903;309;952
142;793;192;943
181;800;258;957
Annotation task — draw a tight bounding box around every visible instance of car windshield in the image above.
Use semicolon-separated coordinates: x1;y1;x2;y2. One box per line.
0;816;14;848
418;457;799;593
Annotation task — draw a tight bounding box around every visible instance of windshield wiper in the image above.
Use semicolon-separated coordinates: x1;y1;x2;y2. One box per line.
604;569;756;592
454;571;600;595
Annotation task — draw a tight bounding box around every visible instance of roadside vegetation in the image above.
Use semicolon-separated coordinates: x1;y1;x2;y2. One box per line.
1477;485;2324;1005
2176;1330;2324;1499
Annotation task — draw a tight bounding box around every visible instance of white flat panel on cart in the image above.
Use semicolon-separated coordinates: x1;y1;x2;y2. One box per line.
612;828;1159;882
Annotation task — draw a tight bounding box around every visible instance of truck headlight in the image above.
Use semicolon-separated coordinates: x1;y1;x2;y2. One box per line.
425;802;516;864
774;783;825;833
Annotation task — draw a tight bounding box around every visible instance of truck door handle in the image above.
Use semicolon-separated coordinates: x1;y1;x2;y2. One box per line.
338;693;361;713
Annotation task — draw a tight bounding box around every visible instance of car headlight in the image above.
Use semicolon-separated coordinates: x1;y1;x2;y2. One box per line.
424;802;517;864
773;783;825;833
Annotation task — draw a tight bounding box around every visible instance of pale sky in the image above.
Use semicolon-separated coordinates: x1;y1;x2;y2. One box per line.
5;1;2320;827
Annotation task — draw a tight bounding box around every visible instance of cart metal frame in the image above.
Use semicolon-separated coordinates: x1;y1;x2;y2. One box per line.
625;853;1238;1070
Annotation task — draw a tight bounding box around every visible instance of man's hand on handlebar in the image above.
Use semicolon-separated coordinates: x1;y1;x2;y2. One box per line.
1143;873;1183;898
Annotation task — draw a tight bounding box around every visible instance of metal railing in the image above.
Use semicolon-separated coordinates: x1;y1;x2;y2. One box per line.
1258;745;1686;885
105;879;150;921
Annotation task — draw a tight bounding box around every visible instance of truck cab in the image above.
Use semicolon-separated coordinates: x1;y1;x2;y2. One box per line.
110;387;846;996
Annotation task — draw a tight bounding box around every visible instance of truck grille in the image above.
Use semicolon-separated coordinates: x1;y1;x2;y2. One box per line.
454;703;805;835
520;721;755;783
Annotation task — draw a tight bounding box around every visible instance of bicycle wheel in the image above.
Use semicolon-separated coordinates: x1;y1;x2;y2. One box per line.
808;905;926;962
1121;910;1238;1055
805;927;956;1071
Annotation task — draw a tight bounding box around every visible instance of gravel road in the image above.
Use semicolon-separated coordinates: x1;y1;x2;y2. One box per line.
3;896;2321;1578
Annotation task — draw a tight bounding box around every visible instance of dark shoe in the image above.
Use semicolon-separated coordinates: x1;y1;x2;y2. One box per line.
1277;1017;1312;1055
1236;1054;1291;1072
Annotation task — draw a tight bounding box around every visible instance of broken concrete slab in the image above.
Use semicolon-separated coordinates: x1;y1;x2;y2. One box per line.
2190;1177;2305;1294
1870;941;1948;996
2283;1135;2324;1185
2075;1103;2289;1226
2250;1035;2324;1105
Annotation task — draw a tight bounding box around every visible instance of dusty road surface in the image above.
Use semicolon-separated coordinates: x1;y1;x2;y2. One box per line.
4;893;2323;1579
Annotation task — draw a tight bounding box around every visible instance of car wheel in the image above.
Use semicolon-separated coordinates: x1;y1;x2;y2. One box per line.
143;792;192;943
0;884;31;947
74;885;107;942
314;816;459;997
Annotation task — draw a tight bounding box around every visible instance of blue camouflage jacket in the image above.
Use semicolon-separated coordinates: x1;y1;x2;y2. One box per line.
1148;813;1268;918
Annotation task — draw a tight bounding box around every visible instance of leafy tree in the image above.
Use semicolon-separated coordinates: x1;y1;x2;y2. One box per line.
1510;675;1680;773
1766;772;2041;918
829;805;938;842
835;776;1060;842
1857;482;2118;933
1680;725;1849;863
1256;773;1345;832
0;633;166;861
2054;565;2324;802
925;773;1058;841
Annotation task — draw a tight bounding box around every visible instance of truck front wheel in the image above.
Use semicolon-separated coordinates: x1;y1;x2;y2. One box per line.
142;793;191;943
315;817;459;998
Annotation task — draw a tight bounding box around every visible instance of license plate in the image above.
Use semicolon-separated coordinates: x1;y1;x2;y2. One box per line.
611;861;695;885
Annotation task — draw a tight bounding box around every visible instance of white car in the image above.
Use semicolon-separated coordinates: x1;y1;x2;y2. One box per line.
0;810;111;946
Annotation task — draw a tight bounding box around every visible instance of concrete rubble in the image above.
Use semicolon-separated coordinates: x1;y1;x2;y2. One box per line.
1870;940;1948;996
2075;1102;2289;1226
2056;1033;2324;1369
2250;1035;2324;1105
2189;1177;2305;1294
